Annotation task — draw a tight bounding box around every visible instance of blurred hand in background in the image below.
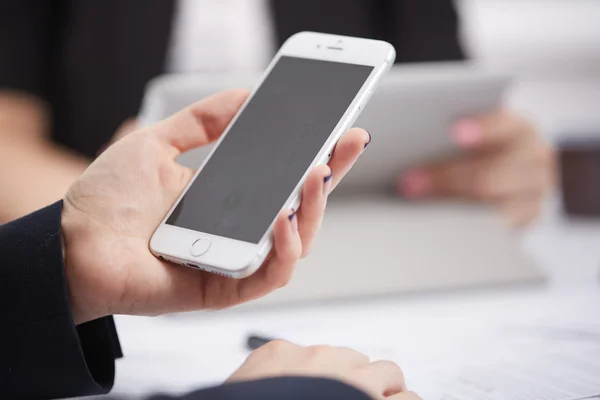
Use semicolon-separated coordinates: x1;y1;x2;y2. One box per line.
399;110;556;227
0;92;136;223
0;93;89;223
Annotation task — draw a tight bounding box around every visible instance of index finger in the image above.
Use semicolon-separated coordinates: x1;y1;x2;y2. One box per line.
361;360;407;397
327;128;371;191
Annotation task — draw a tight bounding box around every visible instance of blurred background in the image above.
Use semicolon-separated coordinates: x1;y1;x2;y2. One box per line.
2;1;600;399
460;0;600;142
461;0;600;76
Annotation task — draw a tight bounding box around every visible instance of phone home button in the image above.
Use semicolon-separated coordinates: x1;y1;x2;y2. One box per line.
190;238;211;257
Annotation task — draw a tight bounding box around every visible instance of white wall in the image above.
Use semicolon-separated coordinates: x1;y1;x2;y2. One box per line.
456;0;600;142
457;0;600;78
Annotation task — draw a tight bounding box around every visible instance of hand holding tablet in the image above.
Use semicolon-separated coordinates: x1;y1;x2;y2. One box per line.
399;109;555;227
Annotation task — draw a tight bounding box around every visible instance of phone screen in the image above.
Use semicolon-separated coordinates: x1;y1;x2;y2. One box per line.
167;56;373;243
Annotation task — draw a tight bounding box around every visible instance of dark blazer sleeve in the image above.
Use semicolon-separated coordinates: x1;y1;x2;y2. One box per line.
138;377;371;400
0;201;121;399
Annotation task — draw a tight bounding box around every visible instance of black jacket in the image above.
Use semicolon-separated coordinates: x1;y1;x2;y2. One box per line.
0;0;463;158
0;201;371;399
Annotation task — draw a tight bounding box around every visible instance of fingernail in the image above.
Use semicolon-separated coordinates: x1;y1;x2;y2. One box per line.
323;172;333;196
288;209;298;233
364;130;372;149
452;119;482;148
399;169;432;198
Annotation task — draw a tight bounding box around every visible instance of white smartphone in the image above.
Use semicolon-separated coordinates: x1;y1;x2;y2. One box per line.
150;32;395;278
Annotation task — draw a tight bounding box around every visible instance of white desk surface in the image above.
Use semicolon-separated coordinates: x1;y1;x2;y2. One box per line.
104;194;600;399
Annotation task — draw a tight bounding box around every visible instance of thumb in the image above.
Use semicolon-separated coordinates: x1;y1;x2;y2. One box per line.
153;88;249;156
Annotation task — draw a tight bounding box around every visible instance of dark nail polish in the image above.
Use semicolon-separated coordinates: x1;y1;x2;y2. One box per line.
289;209;298;233
364;130;372;149
323;171;333;196
288;209;296;221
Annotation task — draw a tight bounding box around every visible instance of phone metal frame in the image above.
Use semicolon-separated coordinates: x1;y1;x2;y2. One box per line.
150;32;395;278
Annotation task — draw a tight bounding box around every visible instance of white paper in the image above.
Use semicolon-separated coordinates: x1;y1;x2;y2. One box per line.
430;343;600;400
269;291;600;400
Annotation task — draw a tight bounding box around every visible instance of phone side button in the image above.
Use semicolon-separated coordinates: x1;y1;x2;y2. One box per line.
360;89;374;111
190;237;211;257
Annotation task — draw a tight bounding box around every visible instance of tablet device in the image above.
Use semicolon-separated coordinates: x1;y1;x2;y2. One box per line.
343;63;511;193
138;62;511;193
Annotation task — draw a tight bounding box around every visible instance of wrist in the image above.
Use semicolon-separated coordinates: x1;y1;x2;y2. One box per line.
60;200;104;325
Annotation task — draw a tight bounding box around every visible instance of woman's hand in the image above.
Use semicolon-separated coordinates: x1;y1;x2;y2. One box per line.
61;89;369;324
228;340;421;400
399;110;555;226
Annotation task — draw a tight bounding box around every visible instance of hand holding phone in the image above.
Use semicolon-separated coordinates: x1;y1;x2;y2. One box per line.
151;32;394;277
60;89;370;324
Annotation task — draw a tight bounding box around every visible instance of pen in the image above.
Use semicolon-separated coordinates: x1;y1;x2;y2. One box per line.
246;334;278;351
